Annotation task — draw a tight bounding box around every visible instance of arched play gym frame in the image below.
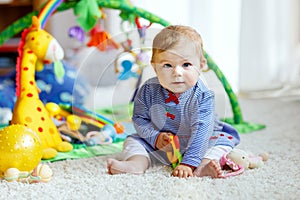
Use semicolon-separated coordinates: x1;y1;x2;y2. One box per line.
0;0;265;133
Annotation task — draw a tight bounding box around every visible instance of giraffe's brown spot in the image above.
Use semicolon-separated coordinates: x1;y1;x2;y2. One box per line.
41;117;45;121
31;37;35;41
26;93;33;97
25;116;32;123
29;81;34;85
27;50;33;54
23;67;29;71
38;127;43;132
37;107;42;112
49;128;55;135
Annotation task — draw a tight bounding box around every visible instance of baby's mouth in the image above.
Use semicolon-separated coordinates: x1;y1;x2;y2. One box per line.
172;81;184;84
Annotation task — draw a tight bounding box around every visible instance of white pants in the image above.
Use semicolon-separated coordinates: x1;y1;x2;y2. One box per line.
121;137;232;166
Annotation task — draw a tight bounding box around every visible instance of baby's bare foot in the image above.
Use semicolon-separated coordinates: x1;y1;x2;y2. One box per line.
193;159;223;178
106;158;144;175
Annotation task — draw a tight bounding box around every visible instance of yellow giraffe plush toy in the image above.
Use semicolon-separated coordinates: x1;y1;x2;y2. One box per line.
11;16;73;159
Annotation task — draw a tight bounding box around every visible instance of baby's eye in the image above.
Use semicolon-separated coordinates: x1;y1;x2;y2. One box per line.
163;63;172;68
182;63;192;68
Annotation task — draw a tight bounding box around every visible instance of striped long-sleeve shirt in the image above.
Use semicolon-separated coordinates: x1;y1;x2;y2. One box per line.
131;77;240;167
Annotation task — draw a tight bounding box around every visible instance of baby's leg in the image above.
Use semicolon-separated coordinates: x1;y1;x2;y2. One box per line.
107;137;150;175
193;158;223;178
107;155;149;175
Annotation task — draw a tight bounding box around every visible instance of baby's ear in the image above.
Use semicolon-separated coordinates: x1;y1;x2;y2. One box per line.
200;58;208;71
200;57;207;68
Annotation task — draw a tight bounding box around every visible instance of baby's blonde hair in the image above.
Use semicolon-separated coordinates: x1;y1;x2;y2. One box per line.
151;25;205;63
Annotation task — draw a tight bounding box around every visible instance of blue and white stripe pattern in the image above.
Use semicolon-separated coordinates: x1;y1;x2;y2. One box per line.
131;77;240;167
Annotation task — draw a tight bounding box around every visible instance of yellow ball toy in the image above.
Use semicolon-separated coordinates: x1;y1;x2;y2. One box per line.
0;124;42;174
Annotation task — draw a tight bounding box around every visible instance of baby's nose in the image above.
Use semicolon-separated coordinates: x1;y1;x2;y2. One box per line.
173;65;183;75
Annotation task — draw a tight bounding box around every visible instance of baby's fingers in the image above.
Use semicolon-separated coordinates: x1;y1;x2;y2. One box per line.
163;133;171;143
172;169;193;179
172;169;178;177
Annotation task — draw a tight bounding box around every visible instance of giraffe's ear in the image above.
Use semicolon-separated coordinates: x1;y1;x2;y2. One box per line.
31;16;40;30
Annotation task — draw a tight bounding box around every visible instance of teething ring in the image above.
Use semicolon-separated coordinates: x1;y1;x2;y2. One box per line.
166;135;181;164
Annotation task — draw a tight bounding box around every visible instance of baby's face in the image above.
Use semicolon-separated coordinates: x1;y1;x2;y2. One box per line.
152;41;202;94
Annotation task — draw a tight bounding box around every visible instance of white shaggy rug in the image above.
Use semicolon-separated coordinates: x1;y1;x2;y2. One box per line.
1;96;299;200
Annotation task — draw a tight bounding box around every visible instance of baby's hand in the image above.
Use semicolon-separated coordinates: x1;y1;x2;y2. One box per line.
155;132;172;151
172;165;193;179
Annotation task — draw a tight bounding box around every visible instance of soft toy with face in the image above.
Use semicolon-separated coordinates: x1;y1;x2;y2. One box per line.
220;148;269;177
228;149;268;169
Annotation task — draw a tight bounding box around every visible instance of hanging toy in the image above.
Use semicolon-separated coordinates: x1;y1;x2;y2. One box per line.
87;22;120;51
115;50;140;80
114;21;139;80
114;18;152;80
135;17;152;43
134;17;151;69
136;49;150;68
69;26;85;42
73;0;102;32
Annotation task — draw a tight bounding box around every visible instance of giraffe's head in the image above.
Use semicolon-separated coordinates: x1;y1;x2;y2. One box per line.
24;16;64;63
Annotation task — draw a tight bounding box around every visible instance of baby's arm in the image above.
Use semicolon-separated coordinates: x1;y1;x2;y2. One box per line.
132;84;161;148
180;90;215;168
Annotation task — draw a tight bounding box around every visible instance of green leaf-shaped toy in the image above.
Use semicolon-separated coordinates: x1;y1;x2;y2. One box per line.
74;0;101;32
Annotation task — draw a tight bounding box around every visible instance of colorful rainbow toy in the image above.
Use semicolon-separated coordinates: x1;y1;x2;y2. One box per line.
166;135;182;169
38;0;63;29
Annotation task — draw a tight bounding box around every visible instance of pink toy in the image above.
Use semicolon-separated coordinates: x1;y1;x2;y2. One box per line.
220;148;268;178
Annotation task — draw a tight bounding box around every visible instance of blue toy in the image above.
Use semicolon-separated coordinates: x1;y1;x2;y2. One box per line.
0;61;89;110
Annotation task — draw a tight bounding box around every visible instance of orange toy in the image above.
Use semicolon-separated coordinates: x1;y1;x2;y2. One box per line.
87;29;120;51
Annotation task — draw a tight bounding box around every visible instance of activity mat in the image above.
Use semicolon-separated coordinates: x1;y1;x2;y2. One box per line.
0;0;265;166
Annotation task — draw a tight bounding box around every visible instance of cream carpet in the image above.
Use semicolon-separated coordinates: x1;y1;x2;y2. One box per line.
0;96;299;200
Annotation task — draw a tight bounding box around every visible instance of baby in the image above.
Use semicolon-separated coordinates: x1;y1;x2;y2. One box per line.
107;25;240;178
